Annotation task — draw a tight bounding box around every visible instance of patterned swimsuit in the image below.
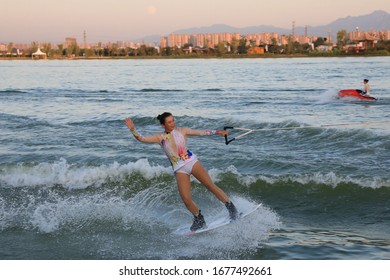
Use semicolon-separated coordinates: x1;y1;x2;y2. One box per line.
160;128;198;173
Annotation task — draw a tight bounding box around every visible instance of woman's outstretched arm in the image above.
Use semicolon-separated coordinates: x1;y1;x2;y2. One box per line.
124;117;161;144
183;128;228;137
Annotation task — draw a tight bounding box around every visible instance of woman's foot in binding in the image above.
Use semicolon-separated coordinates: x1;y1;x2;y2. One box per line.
225;201;240;220
190;210;206;232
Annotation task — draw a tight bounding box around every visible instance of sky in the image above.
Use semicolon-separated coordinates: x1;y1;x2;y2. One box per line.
1;0;390;43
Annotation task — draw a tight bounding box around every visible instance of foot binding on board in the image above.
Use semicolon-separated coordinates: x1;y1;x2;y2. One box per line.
190;210;207;232
225;201;240;220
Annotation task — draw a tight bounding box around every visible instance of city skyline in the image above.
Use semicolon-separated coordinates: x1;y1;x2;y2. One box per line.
1;0;390;43
3;27;389;57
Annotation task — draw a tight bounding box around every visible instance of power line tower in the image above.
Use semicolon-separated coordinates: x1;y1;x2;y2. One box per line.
292;21;295;37
83;30;87;49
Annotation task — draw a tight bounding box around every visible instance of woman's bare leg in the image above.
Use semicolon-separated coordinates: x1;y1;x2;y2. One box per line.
191;161;229;204
175;172;199;215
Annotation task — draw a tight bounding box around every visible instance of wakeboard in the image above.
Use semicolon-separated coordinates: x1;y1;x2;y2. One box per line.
175;203;262;236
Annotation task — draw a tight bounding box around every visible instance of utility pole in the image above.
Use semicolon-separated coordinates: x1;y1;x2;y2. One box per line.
83;30;87;49
292;21;295;37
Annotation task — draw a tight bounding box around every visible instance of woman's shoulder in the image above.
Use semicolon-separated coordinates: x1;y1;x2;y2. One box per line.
176;127;190;134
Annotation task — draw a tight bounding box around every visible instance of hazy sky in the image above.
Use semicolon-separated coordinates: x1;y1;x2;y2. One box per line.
1;0;390;43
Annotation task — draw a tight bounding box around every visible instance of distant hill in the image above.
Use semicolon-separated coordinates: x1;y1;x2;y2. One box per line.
299;10;390;37
134;34;162;44
137;10;390;43
172;23;290;35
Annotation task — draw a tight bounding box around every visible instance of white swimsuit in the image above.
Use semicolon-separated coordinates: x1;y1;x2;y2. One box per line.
160;128;199;174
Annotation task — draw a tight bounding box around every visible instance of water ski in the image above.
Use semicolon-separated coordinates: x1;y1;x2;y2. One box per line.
175;203;262;236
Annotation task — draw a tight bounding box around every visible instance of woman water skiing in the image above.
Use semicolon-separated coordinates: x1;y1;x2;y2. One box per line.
124;112;239;232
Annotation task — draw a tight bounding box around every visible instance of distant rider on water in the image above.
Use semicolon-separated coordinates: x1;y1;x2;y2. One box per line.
362;79;371;96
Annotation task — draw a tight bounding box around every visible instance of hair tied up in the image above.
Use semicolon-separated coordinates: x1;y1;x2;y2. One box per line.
157;112;172;125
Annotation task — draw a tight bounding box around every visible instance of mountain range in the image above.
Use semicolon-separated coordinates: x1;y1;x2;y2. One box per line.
137;10;390;43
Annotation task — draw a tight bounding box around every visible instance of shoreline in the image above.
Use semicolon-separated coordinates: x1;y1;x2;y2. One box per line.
1;52;389;60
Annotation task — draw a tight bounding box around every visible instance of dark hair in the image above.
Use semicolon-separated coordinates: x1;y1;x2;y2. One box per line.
157;112;172;125
364;79;369;82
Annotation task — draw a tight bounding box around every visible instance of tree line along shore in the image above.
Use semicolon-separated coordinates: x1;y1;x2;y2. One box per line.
2;37;390;59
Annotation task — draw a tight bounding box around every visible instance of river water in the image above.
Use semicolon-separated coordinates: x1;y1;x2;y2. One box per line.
0;57;389;259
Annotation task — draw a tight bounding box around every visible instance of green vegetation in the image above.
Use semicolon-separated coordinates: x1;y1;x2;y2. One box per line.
2;34;390;59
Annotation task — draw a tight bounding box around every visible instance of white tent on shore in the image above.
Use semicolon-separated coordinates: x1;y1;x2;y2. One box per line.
32;48;47;59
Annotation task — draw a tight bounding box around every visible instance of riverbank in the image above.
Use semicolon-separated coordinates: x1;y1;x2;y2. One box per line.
1;51;389;60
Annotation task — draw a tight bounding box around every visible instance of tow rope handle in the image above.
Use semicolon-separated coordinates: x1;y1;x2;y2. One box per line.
223;126;236;145
223;126;255;145
223;120;390;145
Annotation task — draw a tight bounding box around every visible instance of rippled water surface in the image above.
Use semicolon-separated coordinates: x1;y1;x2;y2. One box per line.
1;57;389;259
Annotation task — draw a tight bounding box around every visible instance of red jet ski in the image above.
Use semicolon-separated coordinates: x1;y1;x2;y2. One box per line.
338;89;377;101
